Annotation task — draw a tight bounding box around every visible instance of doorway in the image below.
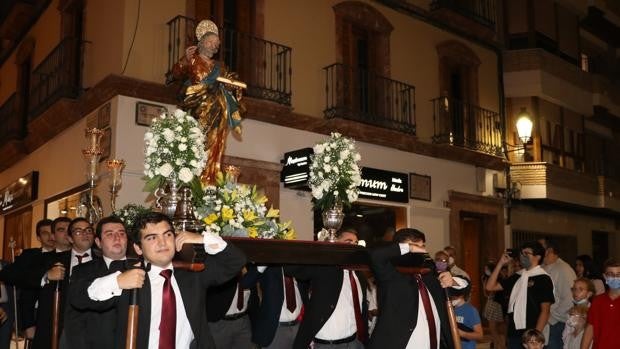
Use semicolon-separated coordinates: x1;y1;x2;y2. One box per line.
462;215;483;310
2;207;32;260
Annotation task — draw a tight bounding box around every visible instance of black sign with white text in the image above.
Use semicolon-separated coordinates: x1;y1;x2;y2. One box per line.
280;148;313;189
358;167;409;203
0;171;39;214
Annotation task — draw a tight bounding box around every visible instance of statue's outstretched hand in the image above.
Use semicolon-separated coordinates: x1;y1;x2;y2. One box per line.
186;46;198;61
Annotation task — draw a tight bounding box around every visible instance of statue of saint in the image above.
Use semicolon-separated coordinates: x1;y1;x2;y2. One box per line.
171;19;246;184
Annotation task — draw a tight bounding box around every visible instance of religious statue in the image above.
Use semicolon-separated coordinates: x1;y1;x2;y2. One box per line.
171;19;246;184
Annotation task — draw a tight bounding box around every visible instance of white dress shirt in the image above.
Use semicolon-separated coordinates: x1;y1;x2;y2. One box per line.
70;248;93;275
314;269;361;340
225;283;251;315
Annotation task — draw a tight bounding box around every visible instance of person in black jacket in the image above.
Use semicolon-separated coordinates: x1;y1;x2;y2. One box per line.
66;215;128;349
368;228;468;349
71;211;246;349
287;229;368;349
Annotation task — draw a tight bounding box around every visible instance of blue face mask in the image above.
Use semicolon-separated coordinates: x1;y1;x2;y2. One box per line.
606;277;620;290
572;298;588;305
520;255;531;269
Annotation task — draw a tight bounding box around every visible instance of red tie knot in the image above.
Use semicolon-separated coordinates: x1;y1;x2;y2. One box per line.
160;269;173;280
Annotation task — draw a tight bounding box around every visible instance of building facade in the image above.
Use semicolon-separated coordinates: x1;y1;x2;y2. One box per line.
4;0;615;307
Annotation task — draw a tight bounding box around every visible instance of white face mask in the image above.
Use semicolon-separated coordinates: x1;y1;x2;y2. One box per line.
572;298;588;305
448;256;455;266
451;299;464;307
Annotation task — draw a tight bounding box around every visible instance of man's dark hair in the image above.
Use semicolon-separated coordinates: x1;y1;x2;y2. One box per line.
521;240;546;264
51;217;71;233
540;237;560;255
393;228;425;243
67;217;91;237
604;258;620;271
130;211;173;245
35;219;53;236
95;216;126;239
336;227;358;238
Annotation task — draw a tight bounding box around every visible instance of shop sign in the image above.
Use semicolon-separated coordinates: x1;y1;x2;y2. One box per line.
358;167;409;203
0;171;39;214
280;148;313;189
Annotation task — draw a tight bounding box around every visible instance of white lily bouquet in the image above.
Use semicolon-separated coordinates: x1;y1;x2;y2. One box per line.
113;203;150;234
143;109;206;194
309;132;362;211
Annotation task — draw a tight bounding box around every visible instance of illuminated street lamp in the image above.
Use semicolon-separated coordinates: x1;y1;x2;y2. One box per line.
516;108;533;144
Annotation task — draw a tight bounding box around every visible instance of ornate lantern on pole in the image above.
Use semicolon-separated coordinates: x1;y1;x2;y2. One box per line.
81;128;104;225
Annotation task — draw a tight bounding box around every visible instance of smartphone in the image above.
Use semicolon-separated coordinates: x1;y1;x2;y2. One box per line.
506;248;520;258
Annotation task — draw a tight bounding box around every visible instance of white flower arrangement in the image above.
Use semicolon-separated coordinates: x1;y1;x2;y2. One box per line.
143;109;206;192
195;171;295;240
113;203;150;235
309;132;362;211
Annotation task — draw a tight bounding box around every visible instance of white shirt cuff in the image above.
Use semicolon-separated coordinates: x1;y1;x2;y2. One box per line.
203;232;227;254
398;243;410;255
452;276;468;289
257;266;267;273
87;271;123;301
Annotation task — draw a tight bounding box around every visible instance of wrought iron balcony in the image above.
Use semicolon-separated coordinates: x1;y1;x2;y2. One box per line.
323;63;416;134
167;15;292;105
28;36;81;119
431;96;502;156
0;94;21;142
430;0;497;28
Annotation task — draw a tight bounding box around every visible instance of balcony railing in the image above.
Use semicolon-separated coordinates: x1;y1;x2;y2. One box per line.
167;15;292;105
431;0;497;28
323;63;416;134
431;96;502;156
29;36;81;119
0;94;21;142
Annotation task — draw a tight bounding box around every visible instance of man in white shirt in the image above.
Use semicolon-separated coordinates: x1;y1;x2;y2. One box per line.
287;228;368;349
80;211;246;349
369;228;468;349
539;237;576;349
67;215;129;349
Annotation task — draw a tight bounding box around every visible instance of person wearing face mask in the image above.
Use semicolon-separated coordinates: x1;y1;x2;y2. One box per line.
448;286;483;349
561;278;594;349
580;259;620;349
485;241;555;349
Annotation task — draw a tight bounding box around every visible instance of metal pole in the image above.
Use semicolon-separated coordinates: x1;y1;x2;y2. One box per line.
8;238;23;348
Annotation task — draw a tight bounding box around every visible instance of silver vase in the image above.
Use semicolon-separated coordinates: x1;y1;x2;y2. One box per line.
322;204;344;242
155;180;181;218
173;186;204;233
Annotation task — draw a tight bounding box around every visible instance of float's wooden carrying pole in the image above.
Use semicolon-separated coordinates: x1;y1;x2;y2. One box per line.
125;289;139;349
446;297;462;349
51;281;60;349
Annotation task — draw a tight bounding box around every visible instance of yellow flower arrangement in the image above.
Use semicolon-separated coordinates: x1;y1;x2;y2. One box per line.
194;171;295;239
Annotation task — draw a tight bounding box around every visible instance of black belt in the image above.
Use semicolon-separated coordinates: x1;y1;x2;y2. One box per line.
314;333;356;345
279;320;299;327
223;312;247;321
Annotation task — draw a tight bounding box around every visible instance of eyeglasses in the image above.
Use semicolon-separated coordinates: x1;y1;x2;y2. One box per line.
72;227;94;236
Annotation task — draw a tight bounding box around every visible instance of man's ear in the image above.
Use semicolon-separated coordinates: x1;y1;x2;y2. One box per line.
94;237;102;250
67;235;74;244
133;243;143;256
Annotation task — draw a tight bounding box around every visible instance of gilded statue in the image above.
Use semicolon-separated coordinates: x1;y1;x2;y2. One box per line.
171;19;246;184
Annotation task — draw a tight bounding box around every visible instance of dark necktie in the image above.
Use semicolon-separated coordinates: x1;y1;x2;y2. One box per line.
415;274;437;349
76;253;89;264
159;269;176;349
284;276;296;312
236;281;244;311
348;270;367;343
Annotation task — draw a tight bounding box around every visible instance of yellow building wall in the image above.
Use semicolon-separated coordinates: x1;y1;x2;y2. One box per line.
263;0;499;139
